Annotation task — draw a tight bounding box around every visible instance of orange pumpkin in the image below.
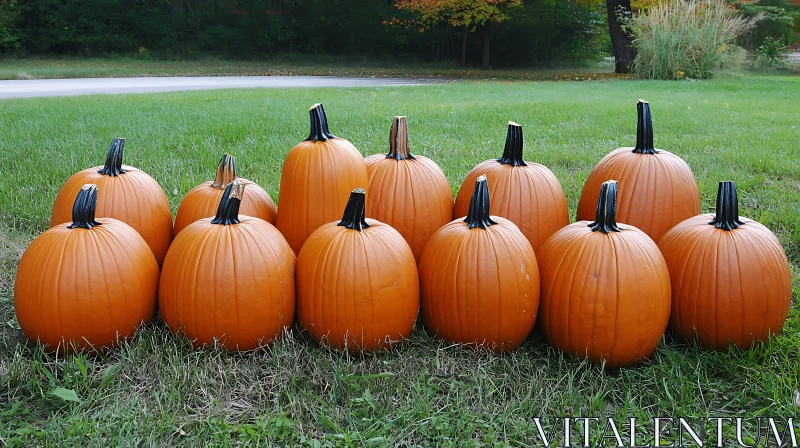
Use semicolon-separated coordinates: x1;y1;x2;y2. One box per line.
576;100;700;243
365;116;453;263
658;181;792;349
539;180;671;368
454;122;569;254
419;175;539;352
296;188;419;352
174;153;277;235
159;181;295;351
15;184;159;352
50;138;173;265
275;104;368;254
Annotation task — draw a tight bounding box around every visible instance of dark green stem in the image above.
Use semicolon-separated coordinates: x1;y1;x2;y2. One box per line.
306;103;337;143
210;180;244;225
497;121;526;166
97;138;127;176
67;184;102;229
386;116;415;160
464;175;497;230
338;188;370;231
709;180;745;231
589;180;621;234
211;153;237;189
632;100;656;154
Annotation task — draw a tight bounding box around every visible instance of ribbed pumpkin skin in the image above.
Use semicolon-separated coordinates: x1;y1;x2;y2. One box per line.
158;216;295;351
275;139;368;254
51;166;173;265
454;161;569;254
296;219;419;352
365;154;453;262
174;178;277;235
14;219;159;352
419;217;539;351
576;148;700;243
538;222;671;368
658;214;791;349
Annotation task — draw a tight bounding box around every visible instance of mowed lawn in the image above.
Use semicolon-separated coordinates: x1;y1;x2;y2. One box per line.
0;76;799;446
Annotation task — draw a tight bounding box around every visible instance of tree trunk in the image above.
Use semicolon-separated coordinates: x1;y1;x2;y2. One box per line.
435;23;445;62
482;26;493;68
460;26;468;65
606;0;637;74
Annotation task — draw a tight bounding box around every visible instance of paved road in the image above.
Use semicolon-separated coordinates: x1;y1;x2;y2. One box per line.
0;76;434;99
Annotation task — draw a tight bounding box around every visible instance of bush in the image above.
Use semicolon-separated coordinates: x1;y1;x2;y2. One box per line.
735;1;800;50
753;36;789;69
629;0;759;80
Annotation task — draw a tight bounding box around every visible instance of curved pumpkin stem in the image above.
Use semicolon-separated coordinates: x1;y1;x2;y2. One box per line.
97;138;127;176
632;100;656;155
709;180;745;231
497;121;526;167
387;116;415;161
306;103;337;143
68;184;102;229
211;180;245;225
464;175;497;230
589;180;621;234
338;188;370;231
211;153;237;189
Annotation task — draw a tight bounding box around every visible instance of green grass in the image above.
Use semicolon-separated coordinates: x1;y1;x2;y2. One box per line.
1;75;799;445
0;56;621;81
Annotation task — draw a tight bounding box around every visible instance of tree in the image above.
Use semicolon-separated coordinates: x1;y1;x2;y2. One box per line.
606;0;637;73
393;0;521;67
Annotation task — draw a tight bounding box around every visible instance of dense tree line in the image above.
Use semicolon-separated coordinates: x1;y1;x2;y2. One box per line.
0;0;607;66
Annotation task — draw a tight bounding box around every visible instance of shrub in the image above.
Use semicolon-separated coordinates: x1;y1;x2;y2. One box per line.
754;36;789;68
629;0;759;80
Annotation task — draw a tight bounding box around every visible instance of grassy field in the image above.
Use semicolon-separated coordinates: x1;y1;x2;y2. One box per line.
0;56;621;82
1;75;799;445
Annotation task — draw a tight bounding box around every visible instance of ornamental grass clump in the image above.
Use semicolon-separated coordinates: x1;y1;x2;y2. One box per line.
631;0;758;80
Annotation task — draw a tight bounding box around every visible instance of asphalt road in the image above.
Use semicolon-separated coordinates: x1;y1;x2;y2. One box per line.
0;76;433;99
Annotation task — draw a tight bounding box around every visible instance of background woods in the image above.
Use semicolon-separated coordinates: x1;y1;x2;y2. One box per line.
0;0;607;66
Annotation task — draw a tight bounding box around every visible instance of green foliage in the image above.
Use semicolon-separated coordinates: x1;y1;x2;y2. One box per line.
755;35;790;67
0;0;607;65
629;0;758;79
734;0;800;49
0;0;20;53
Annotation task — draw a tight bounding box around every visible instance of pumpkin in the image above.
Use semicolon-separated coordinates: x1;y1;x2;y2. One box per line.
296;188;419;352
576;100;700;243
364;116;453;263
658;181;791;349
173;153;277;235
159;180;295;351
453;122;569;254
15;184;159;352
50;138;173;265
538;180;671;368
419;175;539;352
275;104;368;254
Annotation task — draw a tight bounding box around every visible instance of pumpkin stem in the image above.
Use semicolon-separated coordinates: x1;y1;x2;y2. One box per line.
211;180;245;225
211;153;237;189
387;116;415;160
338;188;370;231
632;100;657;155
589;180;621;234
97;138;127;176
497;121;527;167
67;184;102;229
464;175;497;230
306;103;337;143
709;180;745;231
